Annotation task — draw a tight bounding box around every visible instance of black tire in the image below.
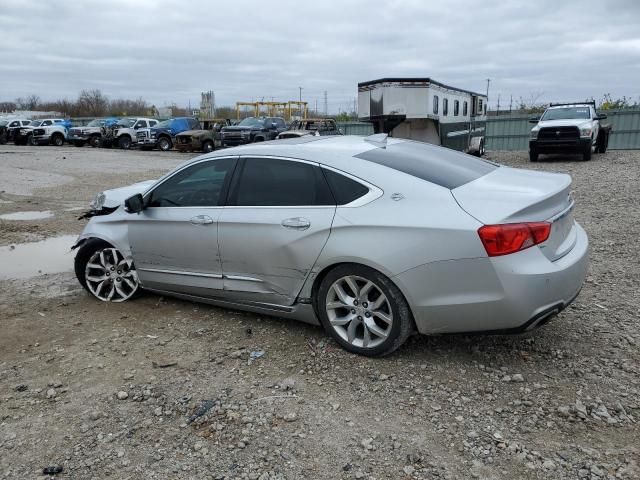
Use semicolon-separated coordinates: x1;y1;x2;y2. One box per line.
73;141;86;147
201;140;214;152
52;133;64;147
74;238;141;301
89;135;101;148
582;144;592;161
158;137;172;151
0;132;7;145
316;264;414;357
118;135;132;150
27;134;36;146
529;149;539;162
253;136;264;143
596;132;608;154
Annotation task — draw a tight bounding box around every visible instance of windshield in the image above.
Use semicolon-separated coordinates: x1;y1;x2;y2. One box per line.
86;119;104;127
116;118;136;128
541;107;591;121
155;119;172;128
238;117;265;127
27;120;42;127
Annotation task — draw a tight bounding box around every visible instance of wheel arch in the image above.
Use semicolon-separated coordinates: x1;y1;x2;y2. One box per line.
305;259;416;327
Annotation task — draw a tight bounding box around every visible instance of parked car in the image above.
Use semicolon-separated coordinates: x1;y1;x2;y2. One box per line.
277;118;342;139
220;117;286;147
32;119;72;146
0;118;31;144
110;118;159;149
68;118;120;147
14;119;67;146
175;119;231;153
529;102;611;161
72;134;588;357
136;117;200;151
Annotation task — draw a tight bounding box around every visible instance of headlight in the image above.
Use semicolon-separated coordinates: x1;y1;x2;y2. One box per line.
90;192;106;210
530;129;539;139
580;127;592;137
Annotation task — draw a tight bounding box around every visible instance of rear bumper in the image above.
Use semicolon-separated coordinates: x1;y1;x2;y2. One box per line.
394;223;589;334
530;138;591;153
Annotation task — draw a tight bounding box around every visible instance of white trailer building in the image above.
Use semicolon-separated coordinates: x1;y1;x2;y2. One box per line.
358;78;488;155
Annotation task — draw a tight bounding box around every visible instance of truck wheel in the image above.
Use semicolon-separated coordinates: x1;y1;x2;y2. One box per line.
582;145;592;161
0;133;7;145
89;136;101;148
596;132;608;154
201;140;214;152
52;133;64;147
158;137;172;151
118;135;132;150
529;149;539;162
28;135;37;146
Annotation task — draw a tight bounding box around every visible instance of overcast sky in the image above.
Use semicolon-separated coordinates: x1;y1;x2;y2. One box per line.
1;0;639;113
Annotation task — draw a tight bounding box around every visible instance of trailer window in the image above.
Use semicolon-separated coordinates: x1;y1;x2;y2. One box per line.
463;101;468;116
454;100;459;116
433;95;439;115
443;98;448;116
478;99;483;113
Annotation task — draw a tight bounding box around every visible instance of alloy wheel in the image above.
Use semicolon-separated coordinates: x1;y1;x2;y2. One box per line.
325;275;393;349
85;248;139;302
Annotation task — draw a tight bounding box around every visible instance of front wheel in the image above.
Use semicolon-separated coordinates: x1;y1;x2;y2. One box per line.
89;136;101;148
316;264;414;357
158;137;172;151
75;239;140;302
52;133;64;146
529;149;539;162
201;140;214;152
582;144;592;161
118;135;132;150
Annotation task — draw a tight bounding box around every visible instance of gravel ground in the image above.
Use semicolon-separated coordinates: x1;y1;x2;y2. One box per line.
0;145;638;480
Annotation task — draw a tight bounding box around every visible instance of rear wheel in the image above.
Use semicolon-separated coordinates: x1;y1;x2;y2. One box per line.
316;264;413;357
201;140;214;152
89;135;101;148
158;137;172;151
529;149;539;162
75;239;140;302
52;133;64;146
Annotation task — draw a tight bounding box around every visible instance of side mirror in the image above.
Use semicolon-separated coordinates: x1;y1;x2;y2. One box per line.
529;116;540;124
125;193;144;213
596;113;607;120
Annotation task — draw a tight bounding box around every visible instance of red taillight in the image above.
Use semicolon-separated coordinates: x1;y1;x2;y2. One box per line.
477;222;551;257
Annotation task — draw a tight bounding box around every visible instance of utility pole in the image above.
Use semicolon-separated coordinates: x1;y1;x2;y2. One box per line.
496;94;500;115
298;87;303;103
485;78;490;101
315;99;318;115
323;91;328;117
509;95;513;113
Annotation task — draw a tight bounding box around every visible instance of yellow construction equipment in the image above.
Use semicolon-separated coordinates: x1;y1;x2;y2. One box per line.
236;101;308;121
236;102;258;120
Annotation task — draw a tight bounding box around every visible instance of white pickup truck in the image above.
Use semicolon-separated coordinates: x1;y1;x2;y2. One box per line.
529;102;611;161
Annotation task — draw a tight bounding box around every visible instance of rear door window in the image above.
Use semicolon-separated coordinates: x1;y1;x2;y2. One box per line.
229;157;334;206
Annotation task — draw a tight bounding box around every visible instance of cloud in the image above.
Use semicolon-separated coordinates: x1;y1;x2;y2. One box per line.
1;0;638;112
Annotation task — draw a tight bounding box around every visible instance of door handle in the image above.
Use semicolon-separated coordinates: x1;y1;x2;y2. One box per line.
190;215;214;225
281;217;311;230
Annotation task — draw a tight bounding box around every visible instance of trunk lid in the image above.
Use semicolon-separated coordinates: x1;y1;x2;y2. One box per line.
452;166;576;261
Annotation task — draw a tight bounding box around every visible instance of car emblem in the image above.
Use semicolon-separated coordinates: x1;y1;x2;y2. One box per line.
555;130;561;136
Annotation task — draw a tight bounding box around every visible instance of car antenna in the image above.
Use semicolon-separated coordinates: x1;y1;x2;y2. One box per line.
364;133;388;147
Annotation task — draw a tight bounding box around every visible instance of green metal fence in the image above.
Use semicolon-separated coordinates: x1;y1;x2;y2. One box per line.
486;109;640;151
337;121;374;136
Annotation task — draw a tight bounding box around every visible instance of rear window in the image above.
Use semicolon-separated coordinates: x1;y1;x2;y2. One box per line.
354;141;497;189
322;169;370;205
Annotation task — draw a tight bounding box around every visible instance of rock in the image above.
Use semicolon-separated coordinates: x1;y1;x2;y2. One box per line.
194;441;203;451
46;388;57;399
154;407;163;416
403;465;416;475
542;459;556;470
88;411;101;421
284;412;298;422
557;406;571;417
511;374;525;382
116;391;129;400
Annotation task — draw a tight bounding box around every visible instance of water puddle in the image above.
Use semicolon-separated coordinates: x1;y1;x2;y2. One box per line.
0;235;77;280
0;210;54;221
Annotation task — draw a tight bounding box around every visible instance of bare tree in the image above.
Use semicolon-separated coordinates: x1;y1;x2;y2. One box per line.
0;101;16;113
77;89;109;116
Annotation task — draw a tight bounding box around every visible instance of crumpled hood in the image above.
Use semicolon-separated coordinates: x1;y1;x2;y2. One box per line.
101;180;157;208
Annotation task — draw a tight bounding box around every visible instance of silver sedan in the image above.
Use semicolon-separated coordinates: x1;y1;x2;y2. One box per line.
73;135;589;356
